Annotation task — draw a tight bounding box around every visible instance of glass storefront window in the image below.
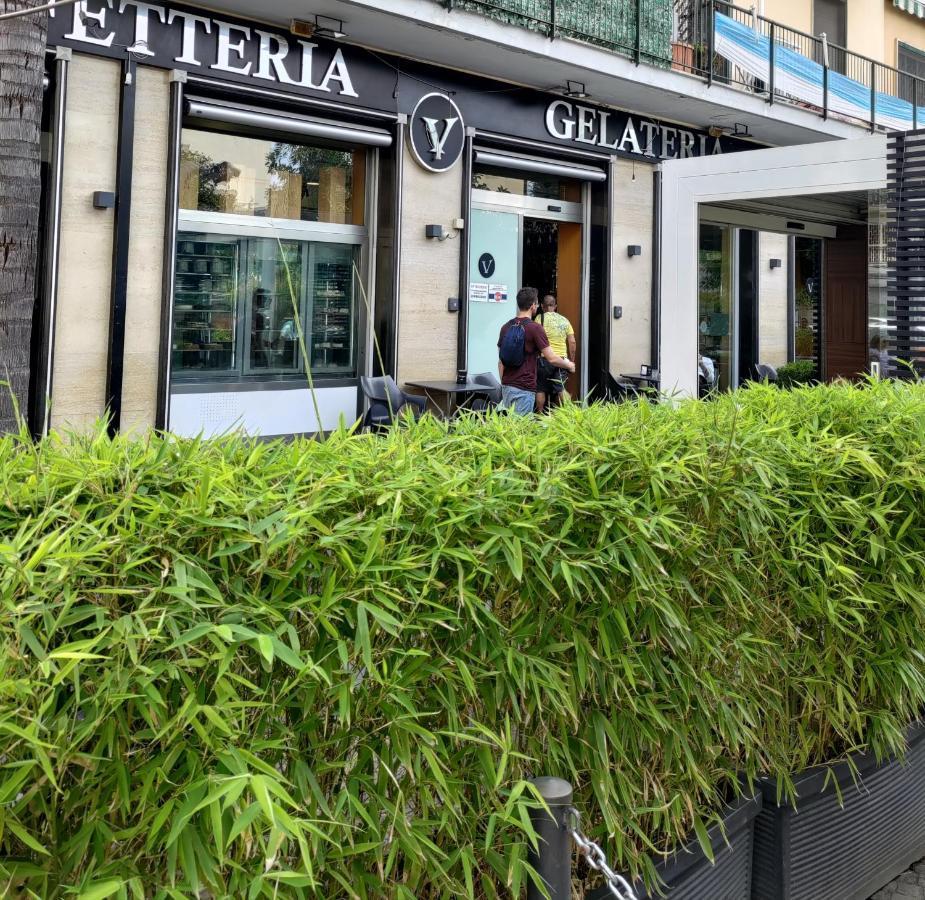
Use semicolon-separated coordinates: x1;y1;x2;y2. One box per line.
173;234;240;374
698;223;734;392
793;237;822;372
171;234;359;380
472;165;581;202
180;128;365;226
245;239;304;375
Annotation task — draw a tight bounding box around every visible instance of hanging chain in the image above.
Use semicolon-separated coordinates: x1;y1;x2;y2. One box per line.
566;808;640;900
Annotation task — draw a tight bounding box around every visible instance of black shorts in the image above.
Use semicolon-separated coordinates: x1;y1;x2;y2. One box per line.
537;359;567;394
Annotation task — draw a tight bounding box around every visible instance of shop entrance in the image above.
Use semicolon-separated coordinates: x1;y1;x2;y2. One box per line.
468;164;587;398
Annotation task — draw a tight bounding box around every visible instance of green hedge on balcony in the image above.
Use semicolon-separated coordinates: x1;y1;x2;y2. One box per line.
2;381;925;897
451;0;673;64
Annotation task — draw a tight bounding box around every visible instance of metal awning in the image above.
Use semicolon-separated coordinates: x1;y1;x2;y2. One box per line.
894;0;925;19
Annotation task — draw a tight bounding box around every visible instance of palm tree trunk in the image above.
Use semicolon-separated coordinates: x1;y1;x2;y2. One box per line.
0;0;48;434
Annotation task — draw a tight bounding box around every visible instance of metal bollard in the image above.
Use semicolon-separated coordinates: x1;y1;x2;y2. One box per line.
527;776;573;900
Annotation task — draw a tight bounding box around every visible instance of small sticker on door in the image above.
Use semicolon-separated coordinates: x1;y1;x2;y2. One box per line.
477;253;496;278
488;284;508;303
470;282;489;302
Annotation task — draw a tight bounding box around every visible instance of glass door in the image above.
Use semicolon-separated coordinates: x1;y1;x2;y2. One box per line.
467;208;520;378
698;223;735;392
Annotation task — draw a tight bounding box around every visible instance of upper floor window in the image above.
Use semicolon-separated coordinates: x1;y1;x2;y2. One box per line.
813;0;846;47
899;42;925;102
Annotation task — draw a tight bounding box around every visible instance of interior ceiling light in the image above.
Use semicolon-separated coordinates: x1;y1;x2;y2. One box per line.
564;80;590;100
291;14;347;40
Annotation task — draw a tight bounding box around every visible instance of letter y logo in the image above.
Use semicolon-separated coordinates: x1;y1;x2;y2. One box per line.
421;116;459;160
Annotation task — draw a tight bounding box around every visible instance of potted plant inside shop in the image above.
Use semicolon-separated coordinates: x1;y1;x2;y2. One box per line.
751;720;925;900
776;360;817;388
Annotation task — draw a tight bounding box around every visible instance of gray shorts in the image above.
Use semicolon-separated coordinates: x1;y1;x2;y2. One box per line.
500;385;535;415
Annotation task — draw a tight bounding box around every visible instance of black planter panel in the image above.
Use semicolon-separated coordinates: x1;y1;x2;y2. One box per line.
590;795;762;900
752;722;925;900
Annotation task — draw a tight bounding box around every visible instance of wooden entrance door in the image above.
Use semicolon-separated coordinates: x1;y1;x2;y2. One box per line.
557;221;582;398
824;226;868;380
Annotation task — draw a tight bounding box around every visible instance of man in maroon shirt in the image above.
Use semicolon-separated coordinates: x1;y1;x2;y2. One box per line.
497;287;575;415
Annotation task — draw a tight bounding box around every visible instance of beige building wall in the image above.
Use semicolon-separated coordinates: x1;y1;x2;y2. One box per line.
758;232;790;369
884;4;925;67
610;159;654;377
762;0;812;35
847;0;886;61
395;141;462;384
51;54;121;432
121;67;169;433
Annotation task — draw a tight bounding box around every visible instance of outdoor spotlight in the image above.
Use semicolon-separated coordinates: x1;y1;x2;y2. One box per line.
708;125;725;139
627;245;642;258
291;15;347;39
564;80;590;100
769;258;782;270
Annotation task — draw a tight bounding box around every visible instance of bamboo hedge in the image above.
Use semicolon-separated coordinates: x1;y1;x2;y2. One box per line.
2;381;925;898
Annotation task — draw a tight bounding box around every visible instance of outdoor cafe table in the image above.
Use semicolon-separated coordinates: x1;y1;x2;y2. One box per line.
619;373;660;390
404;380;496;419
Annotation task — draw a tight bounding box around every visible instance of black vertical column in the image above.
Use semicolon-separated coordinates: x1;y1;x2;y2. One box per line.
737;229;759;384
456;130;474;380
155;70;185;431
105;55;137;437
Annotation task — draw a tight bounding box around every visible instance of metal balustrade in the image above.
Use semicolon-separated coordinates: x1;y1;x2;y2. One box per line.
441;0;925;133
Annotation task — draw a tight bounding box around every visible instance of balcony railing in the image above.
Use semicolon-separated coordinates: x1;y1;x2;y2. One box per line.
442;0;925;133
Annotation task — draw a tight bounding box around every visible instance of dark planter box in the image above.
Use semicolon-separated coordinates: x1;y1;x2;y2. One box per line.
752;721;925;900
590;793;763;900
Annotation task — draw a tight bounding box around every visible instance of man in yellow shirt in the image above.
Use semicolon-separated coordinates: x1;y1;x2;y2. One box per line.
535;294;576;413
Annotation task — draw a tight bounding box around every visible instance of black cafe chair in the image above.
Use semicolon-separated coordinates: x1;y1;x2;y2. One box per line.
467;372;503;413
602;372;641;403
359;376;426;432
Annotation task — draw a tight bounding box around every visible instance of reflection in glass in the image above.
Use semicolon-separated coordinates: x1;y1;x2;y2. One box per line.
698;223;734;392
172;234;240;374
179;128;365;225
172;235;360;379
472;165;581;202
793;237;822;373
310;244;357;374
245;239;304;374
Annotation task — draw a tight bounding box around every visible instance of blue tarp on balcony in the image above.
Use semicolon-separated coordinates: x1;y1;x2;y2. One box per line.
715;11;925;130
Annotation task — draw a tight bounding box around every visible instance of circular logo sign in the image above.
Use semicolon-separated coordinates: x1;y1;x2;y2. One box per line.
477;253;496;278
409;92;465;173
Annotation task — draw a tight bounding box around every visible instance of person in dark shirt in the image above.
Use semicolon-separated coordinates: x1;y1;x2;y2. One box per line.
497;287;575;415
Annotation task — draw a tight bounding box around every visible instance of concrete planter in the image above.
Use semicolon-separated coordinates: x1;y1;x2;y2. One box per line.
590;793;763;900
752;721;925;900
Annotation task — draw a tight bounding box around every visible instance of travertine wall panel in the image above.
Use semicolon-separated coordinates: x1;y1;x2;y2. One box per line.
122;66;169;433
395;141;462;384
51;54;120;432
611;158;654;376
758;232;790;369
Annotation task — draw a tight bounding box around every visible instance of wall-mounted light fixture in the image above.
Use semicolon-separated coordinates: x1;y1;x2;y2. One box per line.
627;245;642;258
564;80;590;99
425;224;447;240
291;15;347;39
93;191;116;210
769;258;782;270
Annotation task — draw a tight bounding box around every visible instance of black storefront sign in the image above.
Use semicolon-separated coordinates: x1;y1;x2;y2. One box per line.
48;0;758;161
409;93;466;172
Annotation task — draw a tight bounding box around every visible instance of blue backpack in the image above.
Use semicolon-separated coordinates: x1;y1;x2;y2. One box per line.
499;319;526;368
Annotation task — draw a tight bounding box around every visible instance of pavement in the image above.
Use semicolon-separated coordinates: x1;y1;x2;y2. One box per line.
870;860;925;899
